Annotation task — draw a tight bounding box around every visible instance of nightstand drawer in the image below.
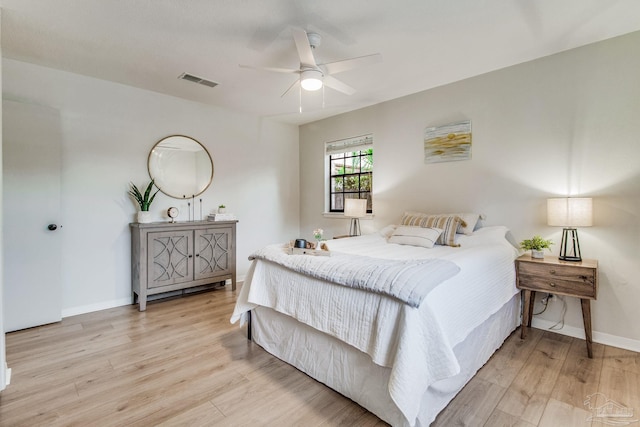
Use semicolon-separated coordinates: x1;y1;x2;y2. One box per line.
517;261;596;298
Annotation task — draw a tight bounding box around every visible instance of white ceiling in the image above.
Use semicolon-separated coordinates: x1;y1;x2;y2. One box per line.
1;0;640;125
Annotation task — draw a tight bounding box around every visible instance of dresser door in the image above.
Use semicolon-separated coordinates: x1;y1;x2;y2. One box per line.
147;230;193;288
195;227;232;280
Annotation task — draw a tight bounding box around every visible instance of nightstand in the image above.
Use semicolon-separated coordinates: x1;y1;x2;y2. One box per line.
516;254;598;358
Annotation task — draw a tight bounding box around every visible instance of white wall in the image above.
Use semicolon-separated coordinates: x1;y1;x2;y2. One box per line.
300;32;640;350
0;11;8;391
2;58;300;316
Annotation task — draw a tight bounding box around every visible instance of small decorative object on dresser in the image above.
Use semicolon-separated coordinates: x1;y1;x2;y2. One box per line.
129;180;160;223
516;254;598;357
519;235;553;259
218;204;226;213
167;206;179;223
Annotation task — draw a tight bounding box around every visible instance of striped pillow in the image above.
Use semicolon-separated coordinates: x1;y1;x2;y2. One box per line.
388;226;442;248
401;212;466;247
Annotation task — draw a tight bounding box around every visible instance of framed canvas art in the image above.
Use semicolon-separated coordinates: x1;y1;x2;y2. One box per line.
424;120;472;163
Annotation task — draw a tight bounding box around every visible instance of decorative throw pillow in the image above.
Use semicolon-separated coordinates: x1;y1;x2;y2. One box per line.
388;226;442;248
378;224;398;239
450;213;480;235
400;212;466;247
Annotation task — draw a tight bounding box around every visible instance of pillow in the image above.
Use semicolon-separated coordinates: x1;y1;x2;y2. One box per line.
400;212;465;247
451;213;480;235
378;224;397;239
388;226;442;249
402;211;479;235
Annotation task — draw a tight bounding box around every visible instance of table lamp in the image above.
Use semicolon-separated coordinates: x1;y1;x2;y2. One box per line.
547;197;592;262
344;198;367;236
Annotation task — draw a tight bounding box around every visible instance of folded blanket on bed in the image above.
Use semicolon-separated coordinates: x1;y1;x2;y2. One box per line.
249;245;460;308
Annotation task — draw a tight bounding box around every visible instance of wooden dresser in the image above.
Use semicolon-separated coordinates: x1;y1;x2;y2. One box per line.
516;254;598;357
130;220;237;311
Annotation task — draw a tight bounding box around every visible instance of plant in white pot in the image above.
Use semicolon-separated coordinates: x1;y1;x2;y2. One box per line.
520;235;554;259
129;180;159;223
218;204;226;214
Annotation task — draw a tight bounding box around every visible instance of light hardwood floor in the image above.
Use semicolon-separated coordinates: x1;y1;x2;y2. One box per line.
1;287;639;426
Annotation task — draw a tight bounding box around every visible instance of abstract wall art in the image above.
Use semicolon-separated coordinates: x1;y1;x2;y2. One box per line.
424;120;472;164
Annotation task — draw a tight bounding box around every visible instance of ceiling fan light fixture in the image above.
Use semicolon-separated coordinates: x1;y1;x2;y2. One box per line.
300;69;323;91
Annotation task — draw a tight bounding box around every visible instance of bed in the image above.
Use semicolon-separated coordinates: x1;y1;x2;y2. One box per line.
231;217;521;426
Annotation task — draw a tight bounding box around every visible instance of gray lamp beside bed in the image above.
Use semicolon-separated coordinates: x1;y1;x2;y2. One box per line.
344;198;367;236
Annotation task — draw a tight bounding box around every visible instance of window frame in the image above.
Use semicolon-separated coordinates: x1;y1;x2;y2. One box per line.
325;134;373;214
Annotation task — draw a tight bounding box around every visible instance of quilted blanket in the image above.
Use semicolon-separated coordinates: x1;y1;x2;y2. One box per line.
249;244;460;308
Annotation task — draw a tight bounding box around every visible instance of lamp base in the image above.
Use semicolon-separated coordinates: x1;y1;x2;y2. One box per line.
558;255;582;262
558;228;582;262
349;218;361;237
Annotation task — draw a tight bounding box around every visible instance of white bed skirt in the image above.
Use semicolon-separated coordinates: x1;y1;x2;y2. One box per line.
251;294;520;426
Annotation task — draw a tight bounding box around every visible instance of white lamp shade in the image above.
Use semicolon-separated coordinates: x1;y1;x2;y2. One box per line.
547;198;593;227
300;69;323;91
344;198;367;218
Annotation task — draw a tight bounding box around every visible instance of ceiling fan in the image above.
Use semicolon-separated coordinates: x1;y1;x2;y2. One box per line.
241;28;382;97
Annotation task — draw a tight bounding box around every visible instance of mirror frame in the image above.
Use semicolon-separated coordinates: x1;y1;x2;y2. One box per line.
147;135;214;199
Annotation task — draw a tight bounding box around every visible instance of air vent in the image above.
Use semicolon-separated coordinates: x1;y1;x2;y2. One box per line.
178;73;218;88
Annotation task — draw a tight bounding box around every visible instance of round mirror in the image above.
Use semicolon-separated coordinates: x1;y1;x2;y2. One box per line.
148;135;213;199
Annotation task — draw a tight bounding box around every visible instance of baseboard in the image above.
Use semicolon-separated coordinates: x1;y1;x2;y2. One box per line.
5;364;11;386
61;276;246;318
531;318;640;353
62;297;132;318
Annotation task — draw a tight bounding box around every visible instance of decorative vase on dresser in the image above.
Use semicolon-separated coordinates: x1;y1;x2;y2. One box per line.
130;219;237;311
137;211;152;223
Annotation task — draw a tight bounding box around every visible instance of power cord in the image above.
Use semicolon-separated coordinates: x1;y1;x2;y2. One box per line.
532;293;568;330
533;293;552;315
548;295;567;330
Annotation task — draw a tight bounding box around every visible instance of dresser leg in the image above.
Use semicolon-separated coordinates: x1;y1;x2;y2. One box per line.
581;298;593;358
138;296;147;312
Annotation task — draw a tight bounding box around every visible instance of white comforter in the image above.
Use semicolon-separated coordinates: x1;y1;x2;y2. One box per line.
231;226;519;426
249;245;460;307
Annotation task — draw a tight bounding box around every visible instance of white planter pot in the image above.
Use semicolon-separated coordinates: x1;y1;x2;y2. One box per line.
218;208;226;214
137;211;152;223
531;249;544;259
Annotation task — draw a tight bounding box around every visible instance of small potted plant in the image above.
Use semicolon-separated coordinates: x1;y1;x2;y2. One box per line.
129;180;159;223
520;235;554;259
218;204;226;214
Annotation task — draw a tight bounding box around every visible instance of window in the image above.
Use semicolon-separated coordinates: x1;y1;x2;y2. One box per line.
326;134;373;213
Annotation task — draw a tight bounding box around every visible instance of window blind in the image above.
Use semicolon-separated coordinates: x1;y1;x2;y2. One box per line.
325;134;373;155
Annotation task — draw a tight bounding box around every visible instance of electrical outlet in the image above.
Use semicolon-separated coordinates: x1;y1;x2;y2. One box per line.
541;293;553;305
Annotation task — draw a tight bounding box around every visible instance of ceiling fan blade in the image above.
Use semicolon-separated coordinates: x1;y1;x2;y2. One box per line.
323;75;356;96
281;79;300;98
239;64;299;74
322;53;382;75
291;28;317;68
